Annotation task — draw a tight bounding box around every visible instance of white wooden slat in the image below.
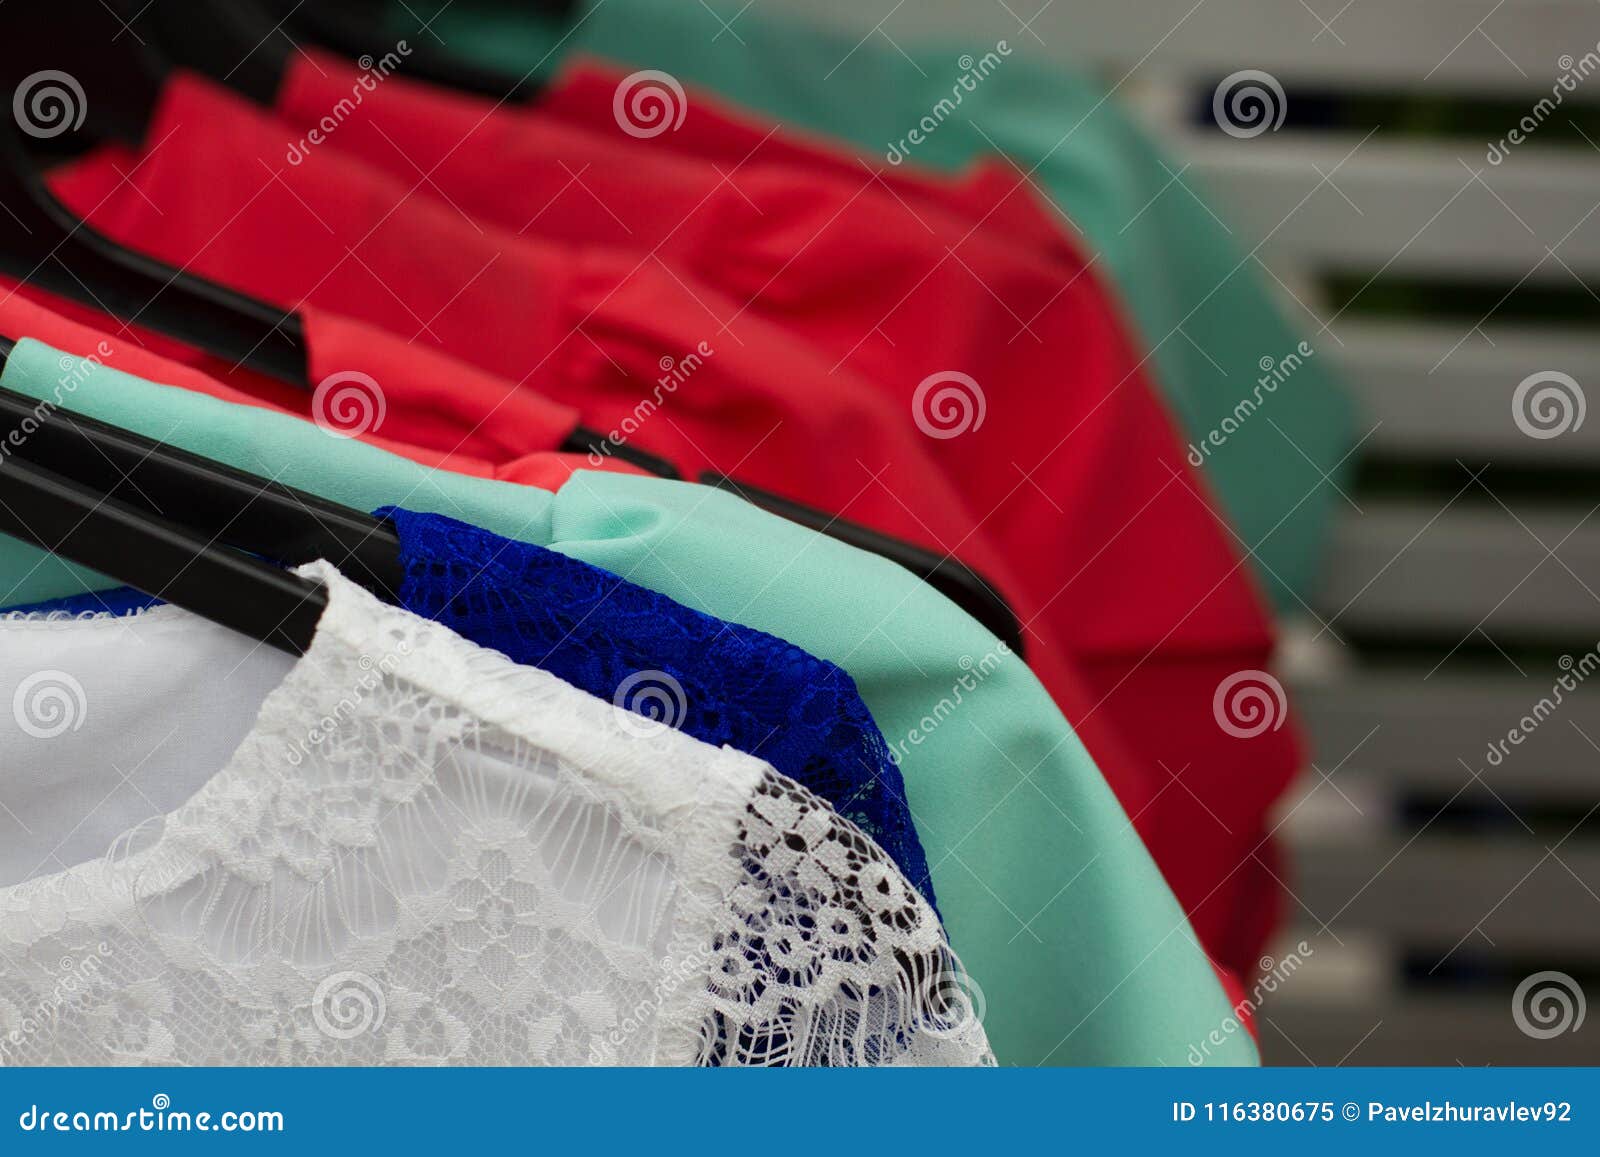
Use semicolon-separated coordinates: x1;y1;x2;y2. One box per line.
1180;133;1600;278
1333;320;1600;460
775;0;1600;1065
1316;503;1600;635
1259;995;1600;1064
1293;669;1600;796
1291;835;1600;952
1260;936;1598;1063
790;0;1600;93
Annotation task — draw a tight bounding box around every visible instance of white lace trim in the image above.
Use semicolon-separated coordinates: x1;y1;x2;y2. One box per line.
0;562;991;1066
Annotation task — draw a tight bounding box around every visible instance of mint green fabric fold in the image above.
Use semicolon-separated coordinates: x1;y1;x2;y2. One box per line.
0;340;1256;1066
389;0;1355;609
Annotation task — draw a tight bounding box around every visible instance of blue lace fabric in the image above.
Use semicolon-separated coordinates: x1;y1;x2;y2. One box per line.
13;510;936;911
6;587;163;617
379;507;936;912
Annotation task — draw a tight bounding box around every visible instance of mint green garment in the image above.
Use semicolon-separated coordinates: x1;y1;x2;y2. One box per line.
387;0;1355;610
0;339;1255;1066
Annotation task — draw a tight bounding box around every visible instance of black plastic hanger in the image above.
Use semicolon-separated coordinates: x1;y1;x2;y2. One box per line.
3;1;165;149
0;354;403;605
260;0;574;101
0;135;312;384
118;0;291;109
0;7;1025;650
0;454;326;656
698;473;1025;655
0;331;1021;649
0;5;665;474
0;1;310;382
0;334;414;652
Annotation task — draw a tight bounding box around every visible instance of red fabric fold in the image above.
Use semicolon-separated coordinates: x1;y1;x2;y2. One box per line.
35;69;1302;978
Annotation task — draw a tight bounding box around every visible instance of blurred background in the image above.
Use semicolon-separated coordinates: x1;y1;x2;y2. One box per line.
761;0;1600;1066
12;0;1596;1066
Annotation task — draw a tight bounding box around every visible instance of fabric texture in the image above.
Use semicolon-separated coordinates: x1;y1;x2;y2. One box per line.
270;50;1282;662
0;340;1259;1066
0;279;607;491
277;49;1069;260
0;561;991;1067
16;507;939;912
42;74;1303;980
383;506;936;911
384;0;1355;611
6;586;164;618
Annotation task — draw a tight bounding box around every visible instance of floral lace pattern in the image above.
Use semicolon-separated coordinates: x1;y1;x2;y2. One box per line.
9;510;938;914
0;562;989;1066
381;506;935;910
5;586;162;618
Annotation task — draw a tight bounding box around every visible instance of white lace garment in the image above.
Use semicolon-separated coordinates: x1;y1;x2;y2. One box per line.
0;561;991;1066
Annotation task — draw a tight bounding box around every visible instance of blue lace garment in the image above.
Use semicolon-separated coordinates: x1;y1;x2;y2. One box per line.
12;509;936;910
7;587;165;617
380;507;935;911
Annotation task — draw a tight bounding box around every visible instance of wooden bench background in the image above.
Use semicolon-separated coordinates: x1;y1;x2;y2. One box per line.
787;0;1600;1065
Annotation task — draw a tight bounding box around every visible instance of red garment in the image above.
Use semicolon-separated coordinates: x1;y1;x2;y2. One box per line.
274;57;1268;653
0;283;1260;1043
276;53;1069;263
0;284;621;492
280;58;1301;971
45;72;1299;976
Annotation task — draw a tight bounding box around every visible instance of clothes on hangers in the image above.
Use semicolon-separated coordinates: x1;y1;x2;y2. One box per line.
0;279;617;489
385;506;938;910
39;73;1303;978
274;52;1076;274
15;505;939;911
377;0;1356;611
271;52;1288;673
270;55;1310;977
0;338;1259;1066
0;559;990;1066
6;585;163;617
